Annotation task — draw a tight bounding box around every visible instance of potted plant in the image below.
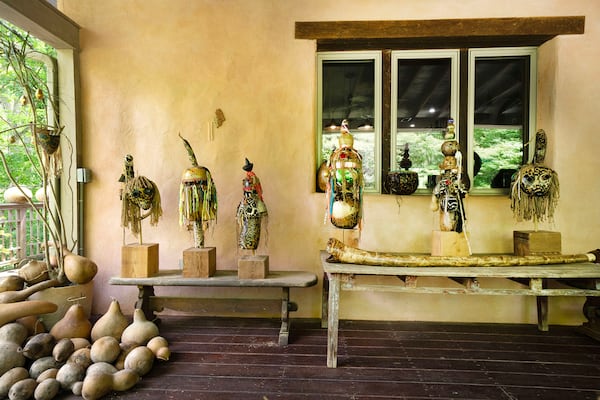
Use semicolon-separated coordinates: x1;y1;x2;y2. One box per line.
0;22;96;326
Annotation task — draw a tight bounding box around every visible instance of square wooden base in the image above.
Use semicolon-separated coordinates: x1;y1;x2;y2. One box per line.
121;243;159;278
238;255;269;279
183;247;216;278
514;230;561;256
431;231;470;256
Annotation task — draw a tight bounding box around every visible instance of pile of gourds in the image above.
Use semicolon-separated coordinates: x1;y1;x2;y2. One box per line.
0;298;170;400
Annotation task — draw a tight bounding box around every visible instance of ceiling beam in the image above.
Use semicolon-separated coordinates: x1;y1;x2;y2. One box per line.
296;16;585;50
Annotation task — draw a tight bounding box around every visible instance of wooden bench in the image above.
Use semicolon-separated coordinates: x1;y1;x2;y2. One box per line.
109;269;318;345
321;251;600;368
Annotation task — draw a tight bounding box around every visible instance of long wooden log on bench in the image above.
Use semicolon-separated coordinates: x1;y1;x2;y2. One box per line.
327;237;599;267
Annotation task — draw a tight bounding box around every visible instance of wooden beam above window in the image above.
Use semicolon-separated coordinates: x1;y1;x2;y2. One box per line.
296;16;585;50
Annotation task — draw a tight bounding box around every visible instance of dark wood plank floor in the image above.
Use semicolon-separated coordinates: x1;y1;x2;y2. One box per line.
58;317;600;400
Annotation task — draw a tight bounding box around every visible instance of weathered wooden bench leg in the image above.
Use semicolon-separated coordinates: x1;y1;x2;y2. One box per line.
135;285;157;322
537;296;548;331
579;296;600;341
279;287;291;346
327;272;341;368
322;272;329;328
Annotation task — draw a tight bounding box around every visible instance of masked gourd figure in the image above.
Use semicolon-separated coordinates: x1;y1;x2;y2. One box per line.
119;154;163;244
510;129;559;227
326;120;364;230
178;134;218;248
236;158;268;251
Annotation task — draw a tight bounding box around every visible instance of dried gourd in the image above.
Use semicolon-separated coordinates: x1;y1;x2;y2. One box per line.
0;323;28;376
8;377;37;400
49;304;92;340
33;378;61;400
63;252;98;285
18;260;49;285
52;338;75;363
90;299;128;342
0;301;57;328
146;336;170;361
21;333;56;360
90;336;120;364
120;309;158;345
123;346;154;376
0;367;29;398
0;275;24;293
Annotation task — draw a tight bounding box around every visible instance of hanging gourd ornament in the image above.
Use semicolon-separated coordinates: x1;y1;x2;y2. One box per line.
178;134;218;248
326;120;364;229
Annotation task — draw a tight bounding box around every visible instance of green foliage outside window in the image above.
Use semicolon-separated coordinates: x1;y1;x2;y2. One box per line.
0;21;56;200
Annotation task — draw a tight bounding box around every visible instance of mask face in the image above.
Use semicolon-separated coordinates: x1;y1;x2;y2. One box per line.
516;164;555;197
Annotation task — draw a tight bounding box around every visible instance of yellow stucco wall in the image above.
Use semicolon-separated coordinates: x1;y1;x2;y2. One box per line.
58;0;600;325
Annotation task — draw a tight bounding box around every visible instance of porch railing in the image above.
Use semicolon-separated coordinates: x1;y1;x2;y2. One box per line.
0;202;45;270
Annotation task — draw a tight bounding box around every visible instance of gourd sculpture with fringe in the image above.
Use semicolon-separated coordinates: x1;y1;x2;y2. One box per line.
178;134;218;248
119;154;163;244
236;158;268;251
510;129;559;228
326;120;364;230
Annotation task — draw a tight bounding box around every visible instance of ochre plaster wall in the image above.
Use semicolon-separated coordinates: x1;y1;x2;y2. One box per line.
59;0;600;325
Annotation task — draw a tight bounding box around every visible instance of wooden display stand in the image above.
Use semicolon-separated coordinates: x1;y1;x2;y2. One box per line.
238;255;269;279
514;230;561;256
431;230;470;256
122;243;159;278
183;247;216;278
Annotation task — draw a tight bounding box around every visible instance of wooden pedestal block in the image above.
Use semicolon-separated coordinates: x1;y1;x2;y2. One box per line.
514;230;561;256
431;231;470;256
122;243;159;278
238;255;269;279
183;247;216;278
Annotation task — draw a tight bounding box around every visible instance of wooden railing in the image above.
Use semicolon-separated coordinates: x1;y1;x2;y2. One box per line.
0;203;45;270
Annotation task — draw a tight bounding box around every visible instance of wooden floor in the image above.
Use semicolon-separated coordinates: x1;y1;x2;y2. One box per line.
59;317;600;400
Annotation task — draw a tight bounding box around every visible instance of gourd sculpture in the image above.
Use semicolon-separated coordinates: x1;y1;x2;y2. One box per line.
326;120;364;229
431;119;468;232
236;158;268;252
178;134;218;248
119;154;163;244
510;129;559;229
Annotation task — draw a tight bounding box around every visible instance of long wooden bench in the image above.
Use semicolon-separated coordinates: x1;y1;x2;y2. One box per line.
109;269;318;345
321;251;600;368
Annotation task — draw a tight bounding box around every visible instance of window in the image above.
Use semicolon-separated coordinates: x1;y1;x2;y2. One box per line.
317;51;382;192
316;47;537;194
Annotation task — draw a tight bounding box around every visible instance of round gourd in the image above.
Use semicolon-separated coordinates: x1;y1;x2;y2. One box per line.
8;377;37;400
123;346;154;376
90;336;120;364
33;378;60;400
0;367;29;398
0;275;24;293
67;348;92;369
85;362;117;377
56;362;85;391
3;186;31;203
63;253;98;285
81;372;112;400
0;323;28;376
